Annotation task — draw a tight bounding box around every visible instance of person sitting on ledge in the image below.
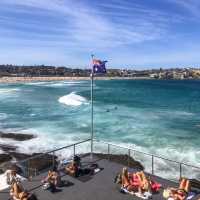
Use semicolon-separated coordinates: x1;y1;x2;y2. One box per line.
65;160;79;177
6;169;18;185
42;166;61;188
168;178;191;200
10;181;38;200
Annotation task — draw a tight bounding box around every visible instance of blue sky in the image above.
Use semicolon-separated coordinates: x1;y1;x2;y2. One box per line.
0;0;200;69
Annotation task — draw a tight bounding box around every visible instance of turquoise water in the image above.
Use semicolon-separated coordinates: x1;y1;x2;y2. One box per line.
0;80;200;177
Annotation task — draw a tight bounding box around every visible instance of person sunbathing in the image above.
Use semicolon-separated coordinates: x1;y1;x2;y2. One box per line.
129;173;143;194
136;171;151;193
65;161;79;177
169;178;191;200
121;167;136;192
10;181;37;200
179;178;190;193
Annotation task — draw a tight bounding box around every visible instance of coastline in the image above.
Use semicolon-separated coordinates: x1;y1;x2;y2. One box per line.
0;76;152;83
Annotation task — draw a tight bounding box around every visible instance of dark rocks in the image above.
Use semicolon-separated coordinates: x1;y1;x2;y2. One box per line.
9;152;31;161
27;153;57;172
0;132;35;141
0;152;57;176
94;153;144;170
0;130;57;176
190;179;200;189
0;154;12;164
0;144;17;152
0;163;23;174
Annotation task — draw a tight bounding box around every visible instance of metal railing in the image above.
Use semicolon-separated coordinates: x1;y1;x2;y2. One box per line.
6;139;91;178
2;138;200;182
94;139;200;181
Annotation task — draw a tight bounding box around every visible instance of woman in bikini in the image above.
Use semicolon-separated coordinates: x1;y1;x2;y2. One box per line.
136;171;151;193
170;178;190;200
43;167;61;187
121;167;136;192
10;181;38;200
65;161;79;177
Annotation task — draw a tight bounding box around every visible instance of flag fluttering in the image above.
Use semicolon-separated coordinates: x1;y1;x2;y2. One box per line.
92;58;107;74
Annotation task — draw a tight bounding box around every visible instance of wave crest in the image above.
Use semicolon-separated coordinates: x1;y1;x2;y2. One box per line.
0;88;20;94
58;92;88;106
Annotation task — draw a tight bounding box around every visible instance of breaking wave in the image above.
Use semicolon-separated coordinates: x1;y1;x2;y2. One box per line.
58;92;88;106
0;113;8;120
26;81;87;87
0;88;20;94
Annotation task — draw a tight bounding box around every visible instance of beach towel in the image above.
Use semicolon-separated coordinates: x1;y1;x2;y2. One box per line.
42;182;50;190
151;181;162;192
120;187;152;199
0;171;26;191
165;191;196;200
186;192;196;200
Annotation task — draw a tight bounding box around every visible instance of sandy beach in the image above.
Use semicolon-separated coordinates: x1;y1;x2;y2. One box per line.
0;76;151;83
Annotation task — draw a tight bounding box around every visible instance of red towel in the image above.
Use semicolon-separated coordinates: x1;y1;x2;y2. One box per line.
151;182;161;192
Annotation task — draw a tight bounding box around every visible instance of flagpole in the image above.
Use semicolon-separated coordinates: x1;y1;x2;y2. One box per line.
90;54;94;159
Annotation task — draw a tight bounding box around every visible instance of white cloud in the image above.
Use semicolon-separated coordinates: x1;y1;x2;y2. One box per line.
1;0;198;66
167;0;200;18
0;0;174;50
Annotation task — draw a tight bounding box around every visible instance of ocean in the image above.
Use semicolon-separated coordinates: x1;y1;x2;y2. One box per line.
0;79;200;179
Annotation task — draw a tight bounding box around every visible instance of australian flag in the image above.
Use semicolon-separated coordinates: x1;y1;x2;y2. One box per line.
92;59;107;74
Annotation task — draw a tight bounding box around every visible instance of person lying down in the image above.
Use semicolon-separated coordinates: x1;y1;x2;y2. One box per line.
164;178;191;200
119;167;161;199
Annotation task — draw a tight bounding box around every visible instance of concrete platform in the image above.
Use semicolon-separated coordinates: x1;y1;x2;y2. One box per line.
0;155;200;200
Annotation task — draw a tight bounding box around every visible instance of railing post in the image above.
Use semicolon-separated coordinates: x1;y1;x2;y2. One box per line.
27;160;29;178
52;152;55;168
108;144;110;161
179;163;182;180
73;144;76;157
128;149;130;167
152;155;154;175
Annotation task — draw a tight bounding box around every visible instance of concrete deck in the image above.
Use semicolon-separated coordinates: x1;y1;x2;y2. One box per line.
0;155;200;200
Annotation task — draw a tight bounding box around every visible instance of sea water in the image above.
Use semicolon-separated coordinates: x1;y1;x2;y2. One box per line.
0;79;199;179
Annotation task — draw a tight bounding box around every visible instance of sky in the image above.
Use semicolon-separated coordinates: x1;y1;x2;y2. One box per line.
0;0;200;69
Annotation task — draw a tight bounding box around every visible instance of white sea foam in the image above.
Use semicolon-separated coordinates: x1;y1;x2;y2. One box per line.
93;140;200;180
0;149;4;154
1;127;199;180
58;92;88;106
26;81;87;87
0;113;8;120
0;172;26;191
0;88;20;94
25;82;49;86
